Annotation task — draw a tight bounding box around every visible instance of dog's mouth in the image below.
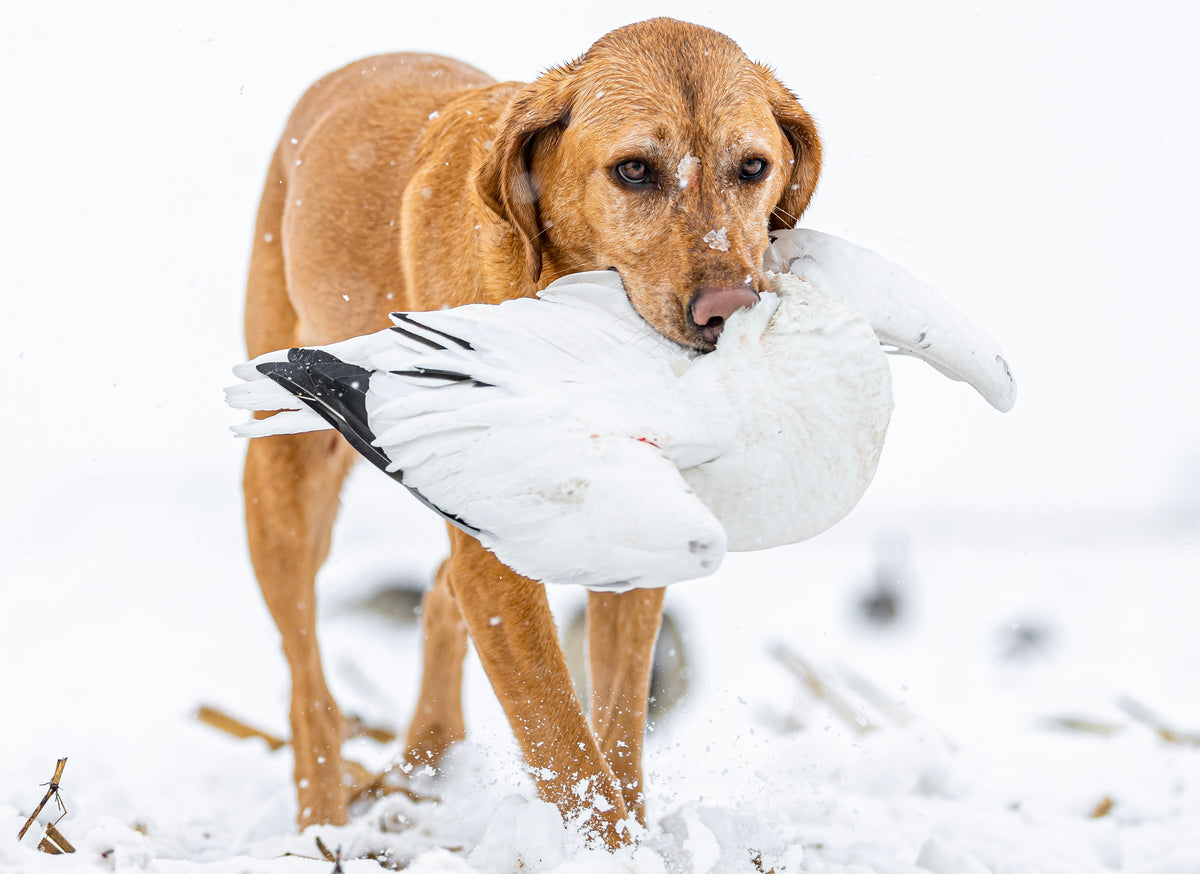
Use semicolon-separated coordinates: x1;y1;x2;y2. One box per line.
686;285;762;349
607;267;707;352
610;267;765;353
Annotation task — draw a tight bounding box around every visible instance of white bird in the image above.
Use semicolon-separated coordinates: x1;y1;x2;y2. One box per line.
227;231;1014;590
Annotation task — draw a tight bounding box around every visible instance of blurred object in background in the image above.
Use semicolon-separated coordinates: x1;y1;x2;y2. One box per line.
996;616;1056;663
855;530;915;627
563;604;690;721
356;579;427;625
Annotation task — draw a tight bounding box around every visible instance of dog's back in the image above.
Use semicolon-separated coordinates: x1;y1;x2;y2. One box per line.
245;52;496;359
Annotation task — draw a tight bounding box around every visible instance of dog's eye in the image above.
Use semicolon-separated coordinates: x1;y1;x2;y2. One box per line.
738;158;768;181
616;160;652;185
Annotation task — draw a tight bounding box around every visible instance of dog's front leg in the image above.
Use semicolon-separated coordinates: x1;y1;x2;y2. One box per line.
586;588;665;824
444;528;632;847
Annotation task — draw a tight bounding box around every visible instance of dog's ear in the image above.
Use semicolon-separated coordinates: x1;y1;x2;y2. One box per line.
476;68;574;284
757;67;823;230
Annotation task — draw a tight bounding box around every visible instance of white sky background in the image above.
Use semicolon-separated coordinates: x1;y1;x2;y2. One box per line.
2;0;1198;525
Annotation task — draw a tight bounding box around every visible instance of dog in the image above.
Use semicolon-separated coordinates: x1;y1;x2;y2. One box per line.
242;18;820;846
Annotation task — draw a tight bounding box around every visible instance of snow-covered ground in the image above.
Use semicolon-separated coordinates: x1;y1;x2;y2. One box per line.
4;472;1198;873
3;2;1199;872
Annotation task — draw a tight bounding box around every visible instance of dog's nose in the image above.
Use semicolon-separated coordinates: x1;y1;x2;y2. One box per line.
688;285;760;345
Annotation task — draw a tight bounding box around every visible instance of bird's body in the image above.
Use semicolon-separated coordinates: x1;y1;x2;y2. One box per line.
227;230;1014;590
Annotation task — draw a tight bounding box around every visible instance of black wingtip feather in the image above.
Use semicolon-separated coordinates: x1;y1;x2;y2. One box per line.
391;313;475;350
390;366;494;388
256;349;485;538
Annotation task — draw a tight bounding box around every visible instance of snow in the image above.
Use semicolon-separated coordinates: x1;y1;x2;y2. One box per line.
678;154;701;189
3;2;1199;873
5;498;1198;872
702;228;730;252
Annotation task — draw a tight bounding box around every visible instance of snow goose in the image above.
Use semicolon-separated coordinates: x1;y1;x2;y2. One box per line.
227;231;1014;590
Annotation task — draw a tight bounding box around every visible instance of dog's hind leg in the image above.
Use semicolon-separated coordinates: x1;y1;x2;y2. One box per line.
444;529;632;846
404;557;468;768
243;143;356;828
586;588;665;824
244;432;356;827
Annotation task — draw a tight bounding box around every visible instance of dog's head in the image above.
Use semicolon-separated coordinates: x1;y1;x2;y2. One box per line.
477;18;821;351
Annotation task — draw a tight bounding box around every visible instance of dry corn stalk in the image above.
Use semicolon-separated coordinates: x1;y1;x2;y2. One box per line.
1042;716;1123;737
195;706;287;750
196;705;397;748
38;823;76;854
17;758;75;854
1091;796;1115;819
345;715;398;745
768;643;877;734
1118;696;1200;746
196;705;429;805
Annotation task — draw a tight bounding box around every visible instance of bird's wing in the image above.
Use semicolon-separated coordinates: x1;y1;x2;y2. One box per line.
226;271;670;425
233;345;489;536
229;349;726;589
416;428;727;590
225;328;406;435
223;272;712;569
765;228;1016;412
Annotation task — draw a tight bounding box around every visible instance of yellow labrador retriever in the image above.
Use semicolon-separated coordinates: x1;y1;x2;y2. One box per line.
243;17;820;846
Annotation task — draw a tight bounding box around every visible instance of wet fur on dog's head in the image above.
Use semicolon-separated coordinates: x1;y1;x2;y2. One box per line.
477;18;822;350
